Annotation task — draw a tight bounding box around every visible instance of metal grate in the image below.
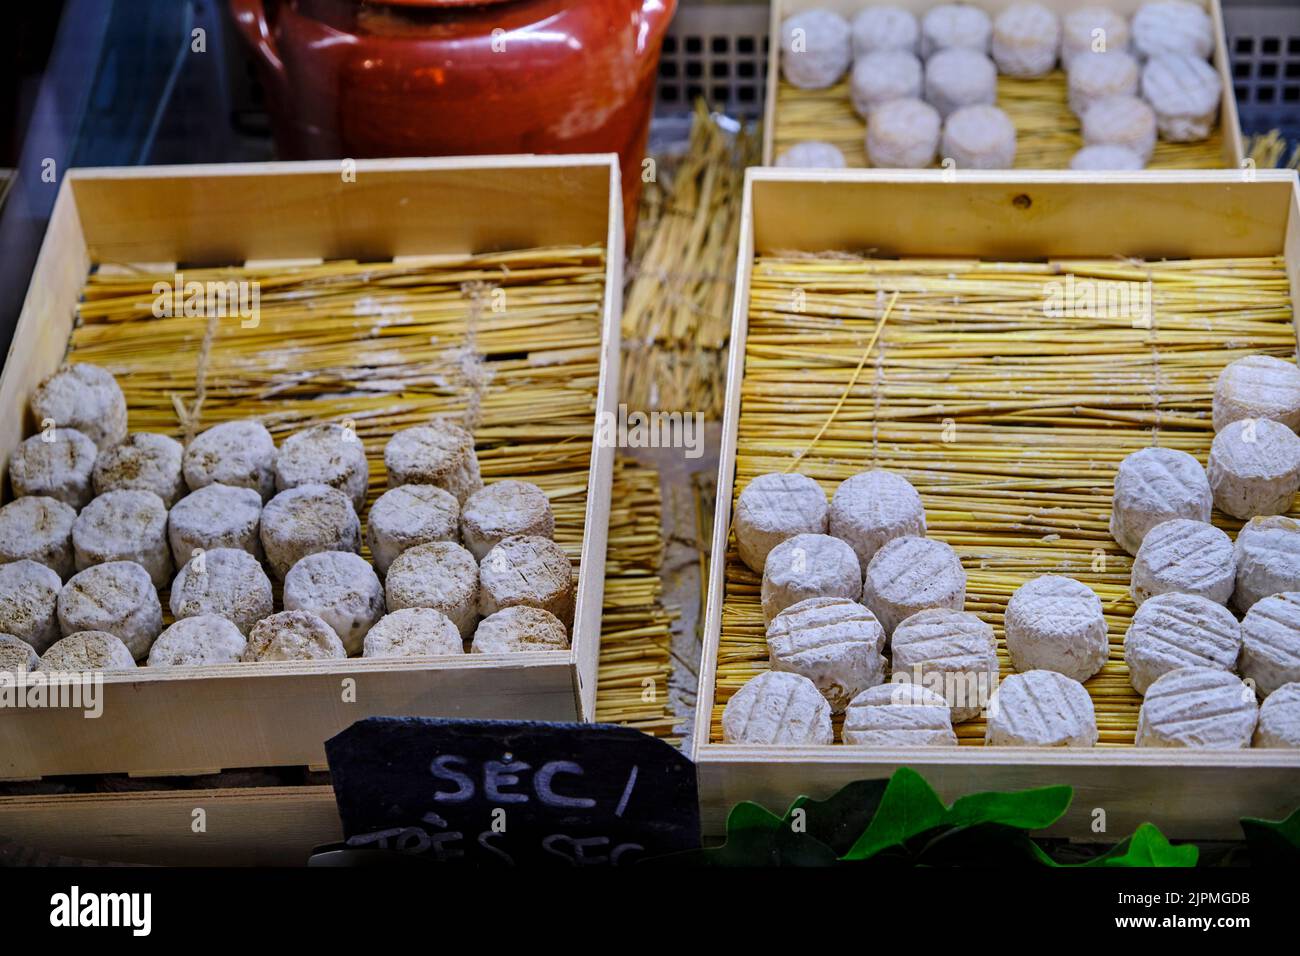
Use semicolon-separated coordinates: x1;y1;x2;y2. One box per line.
1224;3;1300;139
655;3;769;118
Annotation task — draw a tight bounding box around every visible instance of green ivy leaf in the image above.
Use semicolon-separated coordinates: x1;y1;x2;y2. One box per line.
1033;823;1198;868
841;767;949;860
947;785;1072;830
788;779;888;856
913;823;1051;867
684;800;839;867
1240;807;1300;865
841;768;1074;862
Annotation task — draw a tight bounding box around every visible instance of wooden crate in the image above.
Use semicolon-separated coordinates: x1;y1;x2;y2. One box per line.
763;0;1245;169
0;156;623;780
694;167;1300;840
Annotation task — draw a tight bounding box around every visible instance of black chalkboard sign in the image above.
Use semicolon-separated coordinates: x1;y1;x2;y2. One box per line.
324;717;700;865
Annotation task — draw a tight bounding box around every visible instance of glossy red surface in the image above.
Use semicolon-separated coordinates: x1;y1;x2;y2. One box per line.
232;0;675;233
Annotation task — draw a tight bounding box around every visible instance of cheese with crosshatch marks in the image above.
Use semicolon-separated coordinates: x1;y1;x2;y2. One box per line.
1136;666;1257;748
1004;574;1108;682
766;596;885;713
986;670;1098;747
734;472;828;574
722;670;833;745
1131;518;1235;606
1123;591;1241;695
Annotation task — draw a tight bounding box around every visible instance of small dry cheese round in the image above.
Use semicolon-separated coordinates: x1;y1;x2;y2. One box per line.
460;480;553;561
1255;682;1300;748
829;469;926;568
1136;666;1257;748
183;420;277;501
1240;593;1300;698
925;48;997;119
1131;518;1235;607
866;97;942;168
850;50;922;119
384;541;480;639
1004;575;1108;681
942;104;1017;169
366;483;460;574
1123;591;1241;694
851;6;918;56
479;534;574;627
168;483;263;566
862;535;965;635
1142;53;1221;141
72;489;171;587
0;634;39;673
471;606;570;654
991;3;1061;78
1082;95;1157;161
147;615;247;666
775;141;848;169
30;364;126;452
1109;445;1212;555
734;472;828;574
92;432;185;507
275;423;370;512
364;608;465;658
891;607;997;721
39;631;136;671
1062;6;1131;68
721;670;833;745
243;610;345;662
766;596;885;713
1213;355;1300;433
384;422;482;503
57;561;161;659
1207;418;1300;519
1132;0;1213;60
1068;50;1139;116
761;532;861;626
921;3;992;57
259;483;361;579
1068;144;1145;170
283;550;385;655
986;670;1098;747
779;10;852;90
0;496;76;579
1234;515;1300;613
9;427;97;509
170;547;273;635
843;682;956;747
0;559;63;652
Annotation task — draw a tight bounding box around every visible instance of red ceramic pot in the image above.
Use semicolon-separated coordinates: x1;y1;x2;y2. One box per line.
231;0;676;234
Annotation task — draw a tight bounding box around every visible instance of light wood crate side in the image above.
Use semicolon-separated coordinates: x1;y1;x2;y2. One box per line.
694;170;1300;839
0;157;623;778
0;786;341;866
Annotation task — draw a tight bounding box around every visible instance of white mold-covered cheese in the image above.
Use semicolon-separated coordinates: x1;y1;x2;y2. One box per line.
1213;355;1300;433
72;489;172;588
259;483;361;579
850;50;922;119
862;535;965;635
1234;515;1300;613
1142;53;1221;141
1109;446;1212;556
1255;682;1300;748
275;423;370;512
866;98;942;168
828;469;926;569
765;596;886;713
283;550;385;655
364;607;464;658
890;607;997;721
1136;666;1258;748
779;10;852;90
775;141;848;169
460;480;553;561
29;364;127;452
57;561;162;659
985;670;1098;747
1132;0;1214;60
1004;574;1108;681
851;5;919;56
170;547;272;636
9;427;98;509
39;630;136;671
147;615;247;666
0;559;63;653
722;670;833;745
1207;418;1300;519
1082;95;1157;161
1062;6;1131;68
921;3;992;57
183;420;277;502
242;609;346;662
0;496;76;579
1123;591;1241;694
1068;50;1139;117
761;532;861;626
384;540;480;639
471;606;570;654
991;3;1061;78
734;472;828;574
479;534;574;627
1239;592;1300;698
168;483;263;566
1131;518;1235;607
842;682;957;746
925;49;998;119
0;634;39;674
92;432;186;507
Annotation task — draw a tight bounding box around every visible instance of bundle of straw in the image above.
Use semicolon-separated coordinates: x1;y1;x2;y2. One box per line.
711;254;1296;745
621;101;758;418
773;73;1226;169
